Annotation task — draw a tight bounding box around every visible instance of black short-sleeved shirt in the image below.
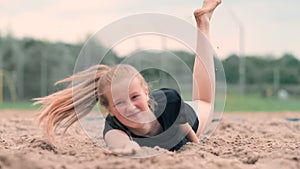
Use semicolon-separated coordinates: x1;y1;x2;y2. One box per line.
103;88;199;151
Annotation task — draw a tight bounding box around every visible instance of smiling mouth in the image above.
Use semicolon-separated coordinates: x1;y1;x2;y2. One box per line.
125;111;141;118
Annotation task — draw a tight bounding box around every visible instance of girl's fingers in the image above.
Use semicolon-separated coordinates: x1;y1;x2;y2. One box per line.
103;141;140;156
103;148;135;156
102;149;113;155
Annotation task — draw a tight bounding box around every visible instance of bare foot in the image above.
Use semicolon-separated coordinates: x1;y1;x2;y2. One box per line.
193;0;221;38
194;0;221;22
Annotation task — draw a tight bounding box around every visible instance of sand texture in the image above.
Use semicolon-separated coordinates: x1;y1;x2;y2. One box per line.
0;110;299;169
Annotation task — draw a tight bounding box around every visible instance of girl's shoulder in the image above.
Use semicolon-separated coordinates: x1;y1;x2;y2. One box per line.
150;88;181;103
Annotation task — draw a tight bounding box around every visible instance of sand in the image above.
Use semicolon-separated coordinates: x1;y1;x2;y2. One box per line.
0;110;299;169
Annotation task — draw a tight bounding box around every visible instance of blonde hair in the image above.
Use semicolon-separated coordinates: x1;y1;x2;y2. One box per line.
34;64;149;143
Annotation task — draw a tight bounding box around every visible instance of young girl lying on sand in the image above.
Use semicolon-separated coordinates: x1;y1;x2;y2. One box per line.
34;0;221;155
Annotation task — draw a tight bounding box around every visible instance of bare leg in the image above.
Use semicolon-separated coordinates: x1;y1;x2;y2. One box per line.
181;0;221;142
192;0;221;136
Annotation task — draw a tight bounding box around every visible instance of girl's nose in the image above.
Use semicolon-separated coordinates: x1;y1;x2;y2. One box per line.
126;101;136;112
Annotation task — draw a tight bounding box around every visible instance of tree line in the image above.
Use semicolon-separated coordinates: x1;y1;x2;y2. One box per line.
0;34;299;101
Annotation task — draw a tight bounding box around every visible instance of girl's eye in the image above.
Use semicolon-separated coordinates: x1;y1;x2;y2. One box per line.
115;101;124;106
131;95;139;100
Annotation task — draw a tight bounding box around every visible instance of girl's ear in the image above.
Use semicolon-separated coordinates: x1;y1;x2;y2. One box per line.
144;85;149;97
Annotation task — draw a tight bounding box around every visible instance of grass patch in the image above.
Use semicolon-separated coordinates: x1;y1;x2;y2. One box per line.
1;94;300;112
225;94;300;112
0;101;40;110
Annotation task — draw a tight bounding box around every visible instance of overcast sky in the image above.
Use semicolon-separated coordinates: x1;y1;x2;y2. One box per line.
1;0;299;58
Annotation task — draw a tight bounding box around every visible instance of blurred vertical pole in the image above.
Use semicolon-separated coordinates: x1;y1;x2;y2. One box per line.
239;25;246;95
158;35;168;87
273;67;280;92
16;45;24;100
135;36;142;67
230;10;246;94
40;54;47;97
161;36;167;86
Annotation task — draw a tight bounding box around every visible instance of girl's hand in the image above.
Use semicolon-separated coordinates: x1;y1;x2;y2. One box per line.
104;140;141;155
180;123;199;143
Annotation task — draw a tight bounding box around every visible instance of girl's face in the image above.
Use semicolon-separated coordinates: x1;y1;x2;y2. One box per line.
106;77;153;129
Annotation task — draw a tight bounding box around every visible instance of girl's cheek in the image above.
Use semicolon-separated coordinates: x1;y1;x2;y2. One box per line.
115;109;124;115
134;100;142;107
111;107;123;116
136;100;147;110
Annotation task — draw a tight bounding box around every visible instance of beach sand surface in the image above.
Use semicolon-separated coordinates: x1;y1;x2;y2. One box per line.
0;110;299;169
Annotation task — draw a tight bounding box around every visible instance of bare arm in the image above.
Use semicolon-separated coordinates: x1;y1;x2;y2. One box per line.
180;123;199;143
104;129;140;155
